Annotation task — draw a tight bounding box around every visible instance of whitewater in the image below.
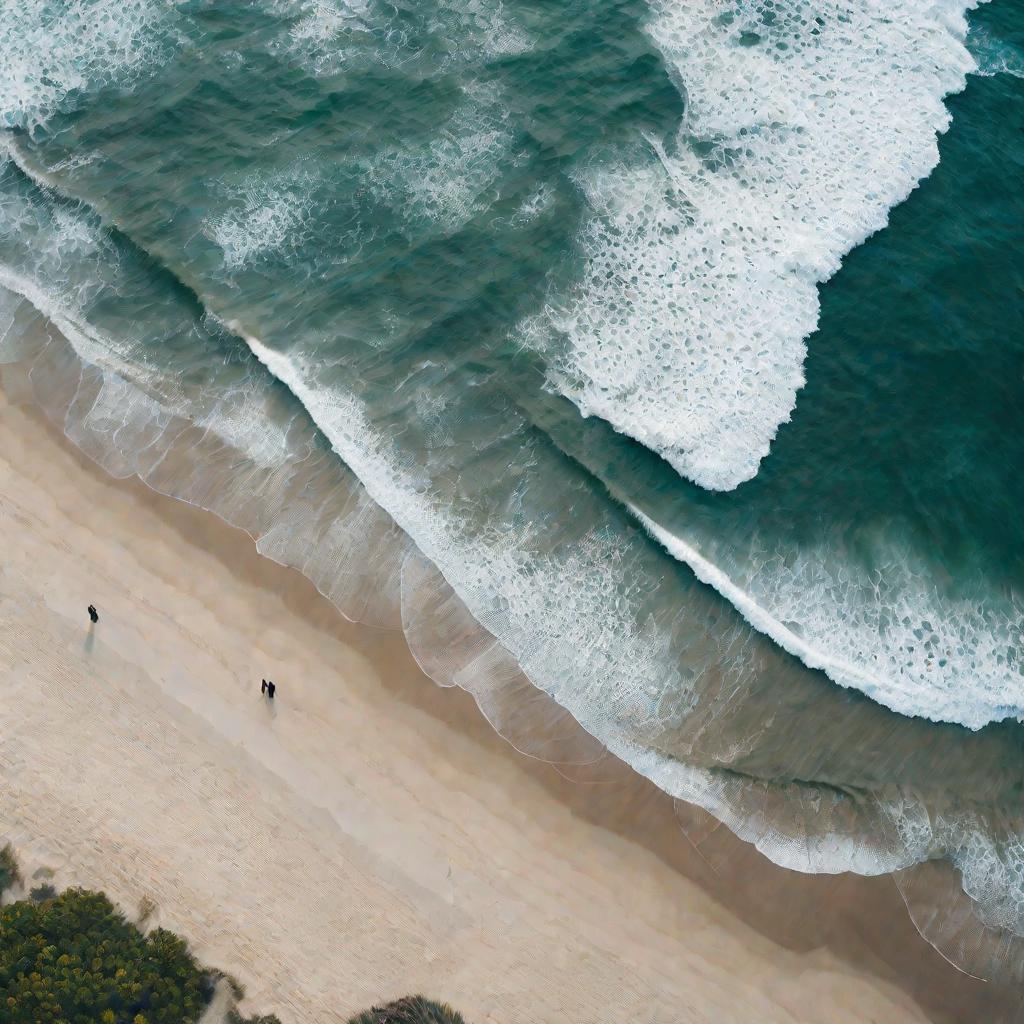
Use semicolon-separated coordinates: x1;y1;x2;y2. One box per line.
531;0;980;490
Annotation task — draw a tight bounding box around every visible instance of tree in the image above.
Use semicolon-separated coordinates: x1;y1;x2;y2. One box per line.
347;995;468;1024
0;888;214;1024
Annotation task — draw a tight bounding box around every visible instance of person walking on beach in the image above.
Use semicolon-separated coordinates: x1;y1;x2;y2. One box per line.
267;681;276;700
261;678;268;694
87;604;98;624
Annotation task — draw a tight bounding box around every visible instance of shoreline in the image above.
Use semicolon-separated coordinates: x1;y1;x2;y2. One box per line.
0;382;1017;1023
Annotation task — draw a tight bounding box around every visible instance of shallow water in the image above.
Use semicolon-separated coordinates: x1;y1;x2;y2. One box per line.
1;0;1023;983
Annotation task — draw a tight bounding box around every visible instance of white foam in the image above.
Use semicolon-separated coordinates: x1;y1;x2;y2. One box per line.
266;0;533;77
441;0;535;59
525;0;981;490
0;261;297;469
0;0;180;131
265;0;373;77
207;167;321;270
0;164;294;468
499;182;557;229
968;23;1024;78
238;332;690;722
628;507;881;690
630;507;1024;729
365;86;525;234
205;89;522;264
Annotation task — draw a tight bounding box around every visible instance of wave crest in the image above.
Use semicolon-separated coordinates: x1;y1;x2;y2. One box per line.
527;0;979;490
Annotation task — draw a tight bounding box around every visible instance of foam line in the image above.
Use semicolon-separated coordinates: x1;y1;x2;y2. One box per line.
626;505;882;690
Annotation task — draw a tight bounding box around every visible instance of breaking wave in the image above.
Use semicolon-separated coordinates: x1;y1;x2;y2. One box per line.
524;0;980;491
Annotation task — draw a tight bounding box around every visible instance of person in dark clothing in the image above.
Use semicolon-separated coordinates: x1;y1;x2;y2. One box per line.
87;605;98;624
267;681;276;700
261;679;267;694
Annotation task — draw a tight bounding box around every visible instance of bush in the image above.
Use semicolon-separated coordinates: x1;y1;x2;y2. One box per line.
0;859;470;1024
0;887;214;1024
137;895;157;926
29;883;57;902
227;1012;283;1024
348;995;468;1024
0;844;20;896
213;970;246;1002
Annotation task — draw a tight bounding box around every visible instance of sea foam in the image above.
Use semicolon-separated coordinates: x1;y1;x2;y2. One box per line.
0;0;180;131
631;508;1024;729
968;22;1024;78
528;0;981;490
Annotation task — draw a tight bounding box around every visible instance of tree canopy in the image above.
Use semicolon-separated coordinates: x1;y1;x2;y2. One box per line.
348;995;467;1024
0;888;211;1024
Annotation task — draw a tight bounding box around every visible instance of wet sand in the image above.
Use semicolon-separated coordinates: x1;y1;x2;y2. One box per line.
0;380;1018;1024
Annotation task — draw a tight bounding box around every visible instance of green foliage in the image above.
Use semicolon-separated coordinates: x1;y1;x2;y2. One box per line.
0;887;214;1024
0;844;21;896
227;1011;283;1024
0;864;471;1024
347;995;468;1024
213;969;246;1002
29;884;58;903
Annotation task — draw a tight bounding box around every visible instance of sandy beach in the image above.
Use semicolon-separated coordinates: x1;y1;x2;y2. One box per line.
0;378;1017;1024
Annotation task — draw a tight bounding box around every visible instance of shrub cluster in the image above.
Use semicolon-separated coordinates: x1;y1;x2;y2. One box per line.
348;996;467;1024
0;888;211;1024
0;847;467;1024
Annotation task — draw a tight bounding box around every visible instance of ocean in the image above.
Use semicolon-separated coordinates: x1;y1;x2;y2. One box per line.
1;0;1022;983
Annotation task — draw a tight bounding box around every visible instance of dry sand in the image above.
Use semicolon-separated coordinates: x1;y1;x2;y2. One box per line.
0;381;1018;1024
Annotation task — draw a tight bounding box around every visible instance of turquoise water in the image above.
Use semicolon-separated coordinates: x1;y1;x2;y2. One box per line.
1;0;1023;981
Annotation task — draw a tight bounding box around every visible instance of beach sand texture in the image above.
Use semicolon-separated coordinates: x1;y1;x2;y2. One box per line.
0;380;1017;1024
